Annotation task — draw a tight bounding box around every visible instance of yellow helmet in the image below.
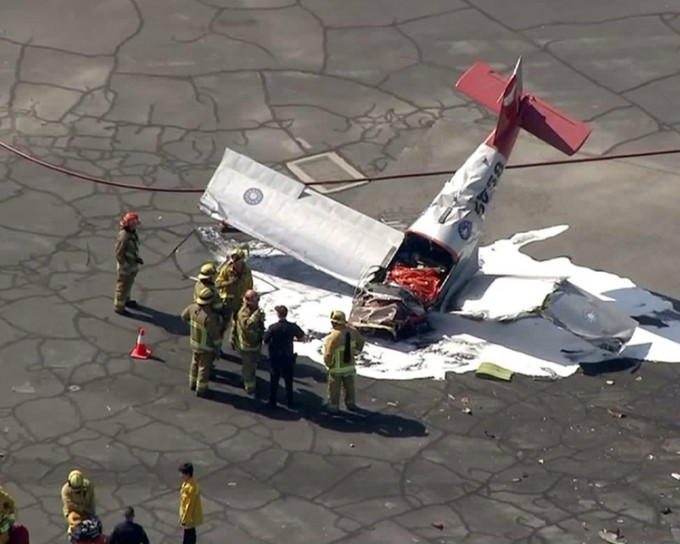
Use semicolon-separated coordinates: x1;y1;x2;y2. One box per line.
197;262;216;280
68;470;84;490
197;287;215;305
330;310;346;324
230;247;246;261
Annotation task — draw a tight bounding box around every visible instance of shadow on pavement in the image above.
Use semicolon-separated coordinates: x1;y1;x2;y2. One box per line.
127;304;190;335
579;357;643;376
206;367;427;437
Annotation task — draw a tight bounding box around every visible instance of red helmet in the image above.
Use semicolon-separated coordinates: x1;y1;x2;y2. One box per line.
120;212;139;228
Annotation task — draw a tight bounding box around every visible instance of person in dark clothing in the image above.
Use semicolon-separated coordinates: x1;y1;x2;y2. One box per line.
263;305;305;409
108;506;149;544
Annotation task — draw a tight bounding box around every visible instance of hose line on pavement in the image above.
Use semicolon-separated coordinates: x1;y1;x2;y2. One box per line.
1;138;678;194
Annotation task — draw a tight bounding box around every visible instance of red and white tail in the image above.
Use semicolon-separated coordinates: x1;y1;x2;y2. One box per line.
455;57;591;156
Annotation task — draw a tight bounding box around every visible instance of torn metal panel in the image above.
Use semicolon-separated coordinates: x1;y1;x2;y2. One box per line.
541;279;638;355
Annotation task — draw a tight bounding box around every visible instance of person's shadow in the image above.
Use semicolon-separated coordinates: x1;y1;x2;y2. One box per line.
206;359;428;437
125;304;190;335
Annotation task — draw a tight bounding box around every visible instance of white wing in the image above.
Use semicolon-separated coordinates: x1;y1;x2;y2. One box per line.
199;148;404;287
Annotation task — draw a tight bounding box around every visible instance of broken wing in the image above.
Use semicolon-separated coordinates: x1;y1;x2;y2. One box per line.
199;148;404;287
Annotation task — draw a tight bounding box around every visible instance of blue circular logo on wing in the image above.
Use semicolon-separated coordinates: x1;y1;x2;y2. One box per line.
458;220;473;241
243;187;264;206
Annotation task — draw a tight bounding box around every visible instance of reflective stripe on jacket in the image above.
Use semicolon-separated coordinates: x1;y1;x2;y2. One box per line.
215;262;253;311
181;304;221;353
324;326;365;375
233;305;264;352
115;229;140;274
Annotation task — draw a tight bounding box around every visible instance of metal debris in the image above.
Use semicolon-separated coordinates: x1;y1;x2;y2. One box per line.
11;382;35;394
607;408;626;418
598;528;626;544
671;473;680;481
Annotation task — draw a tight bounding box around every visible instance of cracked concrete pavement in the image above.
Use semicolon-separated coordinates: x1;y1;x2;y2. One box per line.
2;0;680;542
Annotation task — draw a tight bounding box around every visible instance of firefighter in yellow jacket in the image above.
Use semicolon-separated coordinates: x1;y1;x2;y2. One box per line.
61;469;96;532
178;462;203;544
231;289;265;395
114;212;143;314
215;248;253;353
324;310;365;412
0;484;16;544
181;288;222;397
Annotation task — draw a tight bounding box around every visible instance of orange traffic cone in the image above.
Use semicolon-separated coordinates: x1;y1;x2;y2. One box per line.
130;328;152;359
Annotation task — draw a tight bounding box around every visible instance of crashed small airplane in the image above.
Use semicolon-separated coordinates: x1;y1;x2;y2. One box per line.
199;58;637;358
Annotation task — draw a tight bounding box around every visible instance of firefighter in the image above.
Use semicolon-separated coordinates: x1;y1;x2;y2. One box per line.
61;470;96;533
231;289;265;396
193;263;217;303
113;212;143;315
0;484;16;544
214;248;253;355
323;310;365;413
181;288;222;397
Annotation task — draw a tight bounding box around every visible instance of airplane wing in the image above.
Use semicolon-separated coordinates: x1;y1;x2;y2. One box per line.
198;148;404;287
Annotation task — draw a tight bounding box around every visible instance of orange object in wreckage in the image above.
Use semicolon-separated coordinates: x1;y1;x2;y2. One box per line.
385;265;445;305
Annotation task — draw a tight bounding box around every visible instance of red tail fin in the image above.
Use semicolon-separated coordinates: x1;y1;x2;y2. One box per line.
455;58;591;155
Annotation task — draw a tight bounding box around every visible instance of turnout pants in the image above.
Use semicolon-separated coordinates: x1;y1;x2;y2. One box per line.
327;373;356;411
114;269;137;310
269;355;295;407
190;351;215;393
182;528;197;544
240;349;261;394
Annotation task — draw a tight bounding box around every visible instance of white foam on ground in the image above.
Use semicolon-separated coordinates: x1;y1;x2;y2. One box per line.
202;226;680;380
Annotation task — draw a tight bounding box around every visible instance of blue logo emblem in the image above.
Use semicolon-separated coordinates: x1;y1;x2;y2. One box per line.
458;220;472;241
243;187;264;206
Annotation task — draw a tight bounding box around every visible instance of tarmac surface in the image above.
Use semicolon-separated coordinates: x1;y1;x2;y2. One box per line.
1;1;680;542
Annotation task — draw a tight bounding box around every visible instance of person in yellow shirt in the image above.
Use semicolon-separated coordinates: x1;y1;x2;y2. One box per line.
0;484;16;544
178;462;203;544
323;310;365;413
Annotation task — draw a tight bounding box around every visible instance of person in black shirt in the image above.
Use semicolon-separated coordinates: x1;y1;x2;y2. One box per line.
108;506;150;544
263;305;305;409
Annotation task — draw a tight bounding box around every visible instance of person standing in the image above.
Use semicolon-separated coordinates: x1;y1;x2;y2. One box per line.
114;212;143;315
108;506;149;544
231;289;265;396
214;248;253;356
178;463;203;544
60;469;97;537
323;310;365;413
263;305;305;409
180;288;222;397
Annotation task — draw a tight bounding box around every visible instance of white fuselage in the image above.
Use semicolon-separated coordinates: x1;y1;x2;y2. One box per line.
405;143;508;310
